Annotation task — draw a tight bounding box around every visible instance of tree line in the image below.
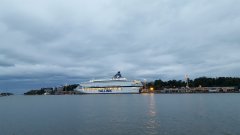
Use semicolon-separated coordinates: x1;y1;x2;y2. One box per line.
147;77;240;90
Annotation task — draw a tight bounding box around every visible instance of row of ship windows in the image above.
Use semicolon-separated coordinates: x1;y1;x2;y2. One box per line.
83;87;122;91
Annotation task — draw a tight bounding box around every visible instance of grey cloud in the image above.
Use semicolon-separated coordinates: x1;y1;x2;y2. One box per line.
0;62;14;67
0;0;240;92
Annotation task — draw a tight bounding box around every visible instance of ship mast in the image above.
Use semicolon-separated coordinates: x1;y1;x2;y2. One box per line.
185;74;189;88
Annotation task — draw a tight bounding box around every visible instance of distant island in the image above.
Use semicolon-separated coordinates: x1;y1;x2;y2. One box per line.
23;77;240;95
0;92;14;96
24;84;79;95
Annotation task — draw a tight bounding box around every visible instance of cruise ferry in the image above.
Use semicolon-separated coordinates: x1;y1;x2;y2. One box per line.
75;71;143;94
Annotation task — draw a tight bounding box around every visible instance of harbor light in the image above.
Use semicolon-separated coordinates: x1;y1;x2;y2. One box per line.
150;87;154;92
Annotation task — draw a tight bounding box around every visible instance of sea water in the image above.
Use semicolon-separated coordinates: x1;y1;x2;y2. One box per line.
0;94;240;135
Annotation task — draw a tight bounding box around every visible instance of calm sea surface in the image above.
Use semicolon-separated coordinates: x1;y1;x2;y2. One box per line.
1;94;240;135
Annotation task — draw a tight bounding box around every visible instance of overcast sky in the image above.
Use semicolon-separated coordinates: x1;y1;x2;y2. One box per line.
0;0;240;93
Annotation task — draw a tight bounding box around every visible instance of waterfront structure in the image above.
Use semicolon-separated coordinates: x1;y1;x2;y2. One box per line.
157;87;237;93
75;71;143;94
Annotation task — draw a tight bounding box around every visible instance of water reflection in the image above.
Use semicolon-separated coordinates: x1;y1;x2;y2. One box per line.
145;94;160;135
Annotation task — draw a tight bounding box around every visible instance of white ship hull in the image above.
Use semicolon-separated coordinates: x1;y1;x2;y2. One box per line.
75;87;140;94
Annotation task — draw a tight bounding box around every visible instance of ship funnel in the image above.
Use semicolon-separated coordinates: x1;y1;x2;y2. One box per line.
113;71;122;79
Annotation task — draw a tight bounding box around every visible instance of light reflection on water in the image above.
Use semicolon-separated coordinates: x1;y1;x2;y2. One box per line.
144;93;160;135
